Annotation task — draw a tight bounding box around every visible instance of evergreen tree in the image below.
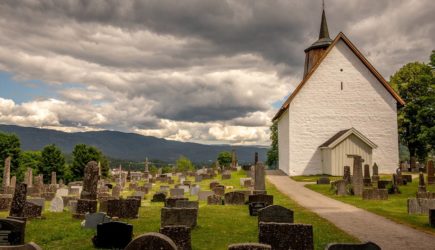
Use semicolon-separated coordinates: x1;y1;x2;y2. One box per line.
40;144;65;183
266;121;278;169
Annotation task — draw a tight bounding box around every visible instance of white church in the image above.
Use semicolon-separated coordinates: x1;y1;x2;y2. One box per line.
273;9;404;176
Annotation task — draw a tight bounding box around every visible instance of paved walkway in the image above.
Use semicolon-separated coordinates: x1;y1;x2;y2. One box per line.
266;171;435;250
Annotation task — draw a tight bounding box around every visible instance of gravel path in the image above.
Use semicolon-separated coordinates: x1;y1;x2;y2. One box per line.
266;172;435;250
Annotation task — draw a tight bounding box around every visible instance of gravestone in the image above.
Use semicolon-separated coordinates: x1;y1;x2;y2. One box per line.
417;192;435;199
25;168;33;188
325;242;381;250
372;163;380;182
335;180;347;195
190;185;200;196
160;185;170;192
377;180;391;189
0;218;25;245
207;194;222;205
10;176;16;188
0;194;12;210
161;207;198;228
388;174;401;194
68;200;78;213
248;194;273;206
210;181;220;190
92;221;133;249
56;188;68;197
259;222;313;250
362;189;388;200
82;212;112;229
254;162;266;191
107;199;140;219
51;172;57;185
75;199;97;218
198;191;214;201
160;226;191;250
27;198;44;208
427;160;435;185
22;202;42;218
194;175;202;183
152;192;167;202
222;171;231;180
348;155;364;196
402;175;412;183
363;164;371;186
9;183;27;218
258;205;294;224
224;192;245;205
165;197;188;208
430;209;435;228
124;232;177;250
213;185;225;196
75;161;99;217
111;185;121;198
178;185;190;193
2;156;11;192
316;176;330;184
228;243;271;250
418;172;427;193
170;188;184;198
49;196;64;212
175;200;199;209
249;202;266;216
343;166;351;184
407;198;435;214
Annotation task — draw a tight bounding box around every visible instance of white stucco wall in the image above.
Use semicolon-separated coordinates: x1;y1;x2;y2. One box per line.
277;110;290;175
284;39;399;175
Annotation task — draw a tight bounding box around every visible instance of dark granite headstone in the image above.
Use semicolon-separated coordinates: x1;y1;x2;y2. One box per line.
325;241;381;250
107;199;140;219
316;177;330;184
0;218;25;245
248;194;273;206
160;226;191;250
259;222;313;250
165;197;188;208
224;192;245;205
92;221;133;249
258;205;294;224
175;200;199;209
152;192;167;202
371;163;379;182
249;202;266;216
22;202;42;218
228;243;271;250
161;207;198;228
377;180;391;189
207;194;222;205
124;232;177;250
83;212;112;229
9;183;27;218
363;164;371;186
75;199;97;217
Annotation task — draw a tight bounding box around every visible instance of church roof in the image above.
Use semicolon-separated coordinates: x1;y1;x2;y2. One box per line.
272;32;405;122
319;127;377;149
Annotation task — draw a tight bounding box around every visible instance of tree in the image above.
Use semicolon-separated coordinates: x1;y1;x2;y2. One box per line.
40;144;65;183
0;132;21;178
176;155;194;172
390;57;434;161
71;144;104;180
149;165;158;175
217;151;232;167
162;165;173;174
266;121;278;169
17;151;41;181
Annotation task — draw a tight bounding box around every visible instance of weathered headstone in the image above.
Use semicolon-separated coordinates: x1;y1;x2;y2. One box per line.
372;163;379;182
325;242;381;250
170;188;184;198
198;191;214;201
249;202;266;216
316;176;330;184
254;162;266;191
51;172;57;185
224;192;245;205
363;164;371;186
124;232;177;250
0;194;12;210
258;205;294;224
82;212;112;229
190;185;200;196
22;202;42;218
9;183;27;218
3;156;11;191
222;171;231;180
161;207;198;228
175;200;199;209
207;194;222;205
228;243;271;250
107;199;140;219
343;166;351;184
427;160;435;185
213;185;225;196
160;226;191;250
10;176;16;189
210;181;220;190
81;161;99;200
348;155;364;196
165;197;188;208
335;180;347;195
152;192;167;202
418;172;427;193
111;185;121;198
49;196;64;212
92;221;133;249
362;189;388;200
407;198;435;215
248;194;273;206
259;222;313;250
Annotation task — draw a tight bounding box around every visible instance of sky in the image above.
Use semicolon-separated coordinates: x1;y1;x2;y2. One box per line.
0;0;433;146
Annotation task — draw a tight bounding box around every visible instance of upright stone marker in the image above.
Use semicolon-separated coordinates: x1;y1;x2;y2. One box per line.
348;155;364;196
0;218;26;245
51;172;57;185
10;176;16;188
372;163;380;182
3;156;11;190
343;166;351;184
160;226;191;250
124;233;177;250
75;161;99;218
258;205;294;224
9;183;27;218
254;162;266;191
427;160;435;185
259;222;313;250
363;164;371;186
418;172;427;193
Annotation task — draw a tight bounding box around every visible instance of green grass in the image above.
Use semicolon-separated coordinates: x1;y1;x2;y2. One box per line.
4;171;357;249
305;175;435;235
290;175;342;182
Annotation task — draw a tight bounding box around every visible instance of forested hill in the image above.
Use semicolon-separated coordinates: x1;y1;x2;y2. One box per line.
0;124;268;163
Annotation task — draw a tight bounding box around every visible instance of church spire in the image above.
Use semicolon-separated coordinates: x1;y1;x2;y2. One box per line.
303;1;333;77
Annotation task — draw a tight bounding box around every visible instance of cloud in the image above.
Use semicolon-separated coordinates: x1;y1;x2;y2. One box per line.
0;0;433;146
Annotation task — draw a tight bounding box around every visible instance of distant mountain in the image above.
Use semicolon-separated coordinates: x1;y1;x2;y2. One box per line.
0;124;268;164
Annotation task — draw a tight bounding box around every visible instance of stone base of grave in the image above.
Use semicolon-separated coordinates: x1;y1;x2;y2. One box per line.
73;199;97;219
362;189;388;200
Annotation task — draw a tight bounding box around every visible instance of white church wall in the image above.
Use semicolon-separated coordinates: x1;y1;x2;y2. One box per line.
278;110;290;175
287;39;398;175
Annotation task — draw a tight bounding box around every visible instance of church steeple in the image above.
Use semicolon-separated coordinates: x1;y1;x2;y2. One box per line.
303;2;333;77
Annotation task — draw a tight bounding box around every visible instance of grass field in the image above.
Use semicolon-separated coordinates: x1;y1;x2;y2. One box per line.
4;171;358;249
303;175;435;235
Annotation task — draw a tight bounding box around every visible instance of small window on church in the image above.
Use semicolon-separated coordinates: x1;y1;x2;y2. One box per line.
341;82;343;90
340;68;343;72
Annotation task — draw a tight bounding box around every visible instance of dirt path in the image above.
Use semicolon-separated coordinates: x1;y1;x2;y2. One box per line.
266;171;435;250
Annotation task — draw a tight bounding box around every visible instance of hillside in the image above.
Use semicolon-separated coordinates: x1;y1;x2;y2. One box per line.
0;124;268;163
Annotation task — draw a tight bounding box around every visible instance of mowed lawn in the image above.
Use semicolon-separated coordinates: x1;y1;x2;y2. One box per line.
304;174;435;235
2;171;358;250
